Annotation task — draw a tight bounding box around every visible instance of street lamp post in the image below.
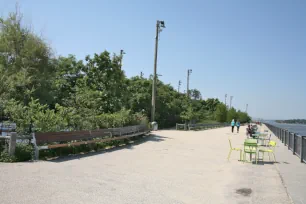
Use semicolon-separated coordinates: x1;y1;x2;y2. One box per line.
229;96;233;109
151;20;165;123
187;69;192;98
178;80;182;92
119;49;126;69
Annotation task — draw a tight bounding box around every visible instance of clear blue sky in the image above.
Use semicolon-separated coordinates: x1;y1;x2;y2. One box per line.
1;0;306;120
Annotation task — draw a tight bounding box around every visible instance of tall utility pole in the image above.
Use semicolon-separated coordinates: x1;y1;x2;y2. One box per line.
225;94;227;107
187;69;192;97
151;20;165;122
119;49;125;69
246;104;248;113
178;80;182;92
229;96;233;109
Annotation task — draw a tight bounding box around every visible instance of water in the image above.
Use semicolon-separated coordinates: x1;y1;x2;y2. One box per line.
265;121;306;136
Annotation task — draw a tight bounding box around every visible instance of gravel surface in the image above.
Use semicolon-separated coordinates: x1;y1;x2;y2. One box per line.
0;127;292;204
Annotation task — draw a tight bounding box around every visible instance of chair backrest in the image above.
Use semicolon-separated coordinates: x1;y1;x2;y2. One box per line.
244;142;258;151
269;140;276;147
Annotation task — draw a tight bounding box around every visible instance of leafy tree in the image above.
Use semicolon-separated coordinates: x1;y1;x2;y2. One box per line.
0;9;251;133
0;11;55;106
237;110;251;123
189;89;202;100
227;107;238;122
215;103;227;122
205;98;220;112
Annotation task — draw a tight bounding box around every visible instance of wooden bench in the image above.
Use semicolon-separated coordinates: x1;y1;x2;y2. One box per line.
32;124;149;160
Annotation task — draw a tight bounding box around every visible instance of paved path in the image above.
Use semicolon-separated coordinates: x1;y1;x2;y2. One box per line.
263;124;306;204
0;127;293;204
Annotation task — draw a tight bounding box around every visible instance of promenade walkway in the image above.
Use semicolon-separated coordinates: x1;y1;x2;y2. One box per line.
0;127;293;204
263;124;306;204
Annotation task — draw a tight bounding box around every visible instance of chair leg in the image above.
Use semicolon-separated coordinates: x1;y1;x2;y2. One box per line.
240;150;242;161
272;152;276;162
268;152;271;161
227;149;232;161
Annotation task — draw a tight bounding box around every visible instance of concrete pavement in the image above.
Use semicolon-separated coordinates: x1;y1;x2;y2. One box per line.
0;126;293;204
262;124;306;204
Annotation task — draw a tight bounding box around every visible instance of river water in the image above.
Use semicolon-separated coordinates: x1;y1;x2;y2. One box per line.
265;121;306;136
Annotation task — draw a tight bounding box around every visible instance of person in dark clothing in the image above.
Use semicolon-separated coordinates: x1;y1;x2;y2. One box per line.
236;120;241;133
231;119;235;133
247;125;252;137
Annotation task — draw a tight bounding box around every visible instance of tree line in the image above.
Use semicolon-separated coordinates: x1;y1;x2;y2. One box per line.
276;119;306;125
0;11;251;134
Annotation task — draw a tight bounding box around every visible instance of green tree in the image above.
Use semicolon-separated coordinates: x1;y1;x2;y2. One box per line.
205;98;221;112
189;89;202;100
215;103;227;122
227;107;238;122
237;110;251;123
0;11;55;106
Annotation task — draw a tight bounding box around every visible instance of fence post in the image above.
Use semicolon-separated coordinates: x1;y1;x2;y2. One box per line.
301;136;304;163
285;130;288;146
288;131;290;150
9;132;17;156
293;133;296;155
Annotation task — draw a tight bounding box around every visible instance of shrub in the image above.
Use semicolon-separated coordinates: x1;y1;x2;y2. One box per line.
0;151;16;162
14;144;34;162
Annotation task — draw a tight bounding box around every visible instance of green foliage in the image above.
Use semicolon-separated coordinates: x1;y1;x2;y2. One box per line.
227;107;238;122
1;10;251;133
0;151;16;162
237;110;251;123
215;103;227;122
4;98;148;133
15;144;33;162
0;11;55;106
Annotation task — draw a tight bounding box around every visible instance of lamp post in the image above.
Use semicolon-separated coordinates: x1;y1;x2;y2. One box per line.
151;20;165;123
178;80;182;92
119;49;126;69
229;96;233;109
187;69;192;98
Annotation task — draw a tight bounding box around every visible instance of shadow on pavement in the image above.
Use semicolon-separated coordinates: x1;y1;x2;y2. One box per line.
252;161;280;165
46;134;170;163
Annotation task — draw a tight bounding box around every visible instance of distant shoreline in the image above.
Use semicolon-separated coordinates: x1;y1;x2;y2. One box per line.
276;119;306;125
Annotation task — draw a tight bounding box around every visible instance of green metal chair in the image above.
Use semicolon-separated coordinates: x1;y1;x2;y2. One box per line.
243;141;258;163
228;138;242;161
256;141;277;164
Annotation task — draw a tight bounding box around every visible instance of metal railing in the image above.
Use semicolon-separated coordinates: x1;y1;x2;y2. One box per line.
264;123;306;163
176;123;230;130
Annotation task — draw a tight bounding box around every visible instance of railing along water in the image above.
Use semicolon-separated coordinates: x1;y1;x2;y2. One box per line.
264;123;306;163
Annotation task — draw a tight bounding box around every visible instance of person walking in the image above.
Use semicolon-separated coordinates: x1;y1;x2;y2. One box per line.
231;119;235;133
236;120;241;133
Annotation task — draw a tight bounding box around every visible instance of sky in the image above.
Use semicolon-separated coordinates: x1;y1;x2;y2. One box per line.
1;0;305;120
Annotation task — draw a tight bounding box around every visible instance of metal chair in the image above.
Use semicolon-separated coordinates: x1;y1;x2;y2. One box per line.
256;141;276;164
228;138;242;161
